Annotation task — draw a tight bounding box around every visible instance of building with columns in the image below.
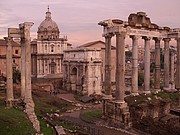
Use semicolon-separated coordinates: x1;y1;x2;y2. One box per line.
0;39;21;75
31;7;69;78
98;12;180;128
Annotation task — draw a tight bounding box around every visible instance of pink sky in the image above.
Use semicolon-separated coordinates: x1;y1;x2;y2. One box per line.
0;0;180;46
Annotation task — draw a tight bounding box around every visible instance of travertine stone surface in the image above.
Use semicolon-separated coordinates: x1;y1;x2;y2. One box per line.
19;22;40;133
163;38;170;90
143;36;151;94
175;38;180;90
154;37;161;92
130;35;139;95
104;34;113;97
63;48;102;96
4;37;14;107
116;32;126;102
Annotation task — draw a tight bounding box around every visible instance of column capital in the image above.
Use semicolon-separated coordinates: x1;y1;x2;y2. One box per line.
19;22;34;30
129;35;140;40
142;36;151;40
153;37;162;42
104;33;114;38
163;38;171;42
4;37;13;45
115;32;126;39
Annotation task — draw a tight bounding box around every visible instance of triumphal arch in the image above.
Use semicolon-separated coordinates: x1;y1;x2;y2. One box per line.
63;48;102;96
99;12;180;128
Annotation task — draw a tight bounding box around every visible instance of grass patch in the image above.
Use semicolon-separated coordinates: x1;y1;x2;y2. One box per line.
33;90;74;134
80;109;102;123
0;100;36;135
156;92;180;100
39;119;53;135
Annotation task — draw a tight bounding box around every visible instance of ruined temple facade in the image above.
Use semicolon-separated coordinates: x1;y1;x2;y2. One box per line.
63;48;102;96
31;7;69;78
99;12;180;128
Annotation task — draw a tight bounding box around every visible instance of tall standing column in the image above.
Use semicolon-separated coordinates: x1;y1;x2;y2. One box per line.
175;38;180;90
20;22;34;100
20;22;40;132
116;32;126;102
130;35;139;95
170;49;176;90
5;37;14;107
154;37;161;92
19;26;26;99
163;38;170;91
143;37;151;94
104;34;113;98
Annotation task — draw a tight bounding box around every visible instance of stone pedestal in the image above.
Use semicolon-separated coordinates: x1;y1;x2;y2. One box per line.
103;99;131;129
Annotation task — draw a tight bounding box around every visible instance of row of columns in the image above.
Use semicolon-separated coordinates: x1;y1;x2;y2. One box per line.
104;33;180;101
5;22;33;107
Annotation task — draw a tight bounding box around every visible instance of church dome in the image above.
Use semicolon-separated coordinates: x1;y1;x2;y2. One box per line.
37;7;60;41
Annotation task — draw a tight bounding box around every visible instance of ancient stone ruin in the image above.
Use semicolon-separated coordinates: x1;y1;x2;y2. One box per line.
99;12;180;128
5;22;40;133
63;48;102;96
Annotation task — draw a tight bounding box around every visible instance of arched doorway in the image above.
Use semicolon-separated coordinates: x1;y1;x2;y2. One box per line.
70;67;77;92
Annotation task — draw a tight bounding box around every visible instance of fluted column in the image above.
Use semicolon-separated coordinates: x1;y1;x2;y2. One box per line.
175;38;180;90
5;36;14;107
116;32;126;102
163;38;170;90
143;36;151;94
153;37;161;92
104;34;113;98
130;35;139;95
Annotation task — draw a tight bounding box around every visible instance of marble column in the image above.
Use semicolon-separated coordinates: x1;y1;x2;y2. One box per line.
19;26;26;99
104;34;113;98
163;38;170;91
170;49;176;90
116;32;126;102
19;22;34;100
5;37;14;107
175;38;180;90
130;35;139;95
154;37;161;92
143;37;151;94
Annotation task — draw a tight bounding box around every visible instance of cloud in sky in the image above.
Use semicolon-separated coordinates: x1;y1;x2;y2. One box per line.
0;0;180;46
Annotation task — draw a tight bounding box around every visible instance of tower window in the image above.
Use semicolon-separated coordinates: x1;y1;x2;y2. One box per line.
15;50;18;54
51;46;54;52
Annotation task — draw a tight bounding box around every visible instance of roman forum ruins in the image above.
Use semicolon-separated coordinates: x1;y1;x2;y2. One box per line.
5;22;40;132
99;12;180;127
63;47;102;96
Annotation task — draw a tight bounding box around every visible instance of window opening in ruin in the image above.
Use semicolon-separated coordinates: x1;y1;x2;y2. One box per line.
15;50;18;54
